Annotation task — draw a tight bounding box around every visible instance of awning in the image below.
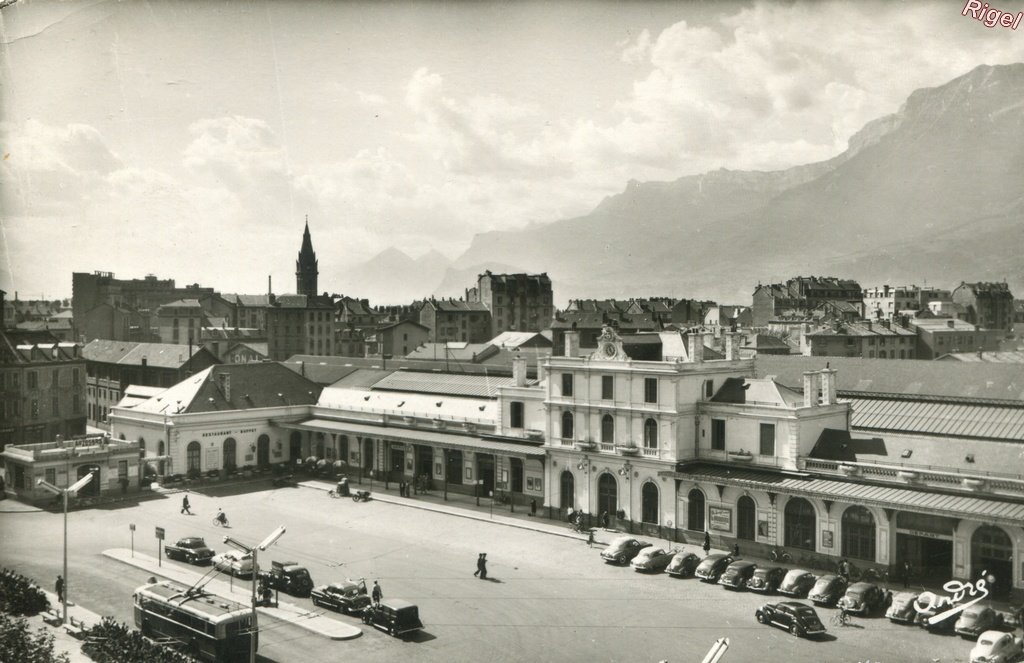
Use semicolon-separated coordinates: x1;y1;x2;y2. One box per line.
277;418;546;457
662;464;1024;528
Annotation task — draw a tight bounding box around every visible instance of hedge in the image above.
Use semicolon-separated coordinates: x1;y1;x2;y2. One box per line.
82;618;198;663
0;568;50;616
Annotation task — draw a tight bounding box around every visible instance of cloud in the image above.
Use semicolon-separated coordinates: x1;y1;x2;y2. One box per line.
356;91;387;106
620;29;651;64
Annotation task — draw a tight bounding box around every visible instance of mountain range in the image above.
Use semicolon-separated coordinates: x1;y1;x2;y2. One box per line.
345;63;1024;306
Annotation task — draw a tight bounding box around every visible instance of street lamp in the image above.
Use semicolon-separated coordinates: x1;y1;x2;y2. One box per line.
223;525;286;663
618;461;633;533
37;471;94;626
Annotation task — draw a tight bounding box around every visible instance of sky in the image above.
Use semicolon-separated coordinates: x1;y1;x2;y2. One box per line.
1;0;1022;300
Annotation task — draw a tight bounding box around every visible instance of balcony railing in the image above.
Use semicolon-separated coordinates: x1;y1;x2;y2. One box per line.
641;447;658;458
599;442;614;453
800;457;1024;487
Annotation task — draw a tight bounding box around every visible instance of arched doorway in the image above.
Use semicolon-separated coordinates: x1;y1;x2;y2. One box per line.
256;434;270;468
560;471;575;510
841;506;876;562
76;464;101;498
688;488;705;532
289;431;303;461
362;439;375;475
597;473;617;520
223;438;237;472
972;525;1014;598
784;498;816;550
641;481;658;523
186;441;201;475
737;495;756;541
157;441;166;475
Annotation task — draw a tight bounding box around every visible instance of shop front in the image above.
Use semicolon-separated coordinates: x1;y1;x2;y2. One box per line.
894;512;956;586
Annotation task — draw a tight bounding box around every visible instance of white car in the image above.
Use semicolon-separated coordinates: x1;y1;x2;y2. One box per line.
211;550;253;578
970;630;1023;663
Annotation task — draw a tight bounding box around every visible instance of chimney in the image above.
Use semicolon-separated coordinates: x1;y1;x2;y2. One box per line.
947;319;955;329
819;368;837;405
687;333;704;363
724;332;736;361
802;371;820;407
512;355;527;387
268;275;272;296
565;331;580;357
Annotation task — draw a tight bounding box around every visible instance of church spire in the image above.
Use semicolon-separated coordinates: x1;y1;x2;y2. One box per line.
296;216;318;298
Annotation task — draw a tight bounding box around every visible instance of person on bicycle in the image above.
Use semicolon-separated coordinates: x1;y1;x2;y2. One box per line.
215;508;227;526
837;604;850;626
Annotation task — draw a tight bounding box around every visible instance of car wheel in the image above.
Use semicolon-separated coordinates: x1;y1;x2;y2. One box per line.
789;624;801;638
186;554;194;564
757;612;767;624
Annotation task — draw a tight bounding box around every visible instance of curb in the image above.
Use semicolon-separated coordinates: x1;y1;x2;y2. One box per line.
101;548;362;640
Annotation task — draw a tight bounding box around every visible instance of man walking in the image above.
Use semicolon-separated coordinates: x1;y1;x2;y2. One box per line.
479;553;488;580
703;531;711;555
587;530;595;548
371;580;382;607
181;494;192;515
474;553;484;577
55;575;64;604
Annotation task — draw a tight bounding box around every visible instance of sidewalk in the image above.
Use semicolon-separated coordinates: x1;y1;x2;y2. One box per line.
102;548;362;640
34;590;102;663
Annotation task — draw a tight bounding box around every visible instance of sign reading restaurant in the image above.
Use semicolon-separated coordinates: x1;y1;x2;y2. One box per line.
201;428;257;438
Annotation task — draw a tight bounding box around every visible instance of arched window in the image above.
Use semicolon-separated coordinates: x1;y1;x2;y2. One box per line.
186;441;201;473
737;495;756;541
601;414;614;444
560;471;575;510
972;525;1014;597
223;438;237;471
561;411;574;440
641;481;659;523
841;505;875;561
138;437;146;459
257;434;270;467
688;488;705;532
784;498;816;550
157;440;165;456
598;473;617;520
643;418;658;449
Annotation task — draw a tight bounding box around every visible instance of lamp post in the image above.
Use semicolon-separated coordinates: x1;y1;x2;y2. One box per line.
223;525;286;663
475;479;482;507
37;471;94;626
618;461;633;533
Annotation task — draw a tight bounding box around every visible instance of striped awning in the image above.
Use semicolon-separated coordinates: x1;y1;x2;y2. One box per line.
277;418;546;457
663;464;1024;527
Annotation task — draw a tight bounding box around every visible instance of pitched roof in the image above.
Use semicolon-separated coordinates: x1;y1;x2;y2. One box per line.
82;340;214;369
755;355;1024;401
129;363;321;414
710;377;804;408
372;370;535;398
936;351;1024;363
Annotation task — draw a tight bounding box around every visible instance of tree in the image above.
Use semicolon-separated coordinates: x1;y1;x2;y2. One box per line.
0;613;69;663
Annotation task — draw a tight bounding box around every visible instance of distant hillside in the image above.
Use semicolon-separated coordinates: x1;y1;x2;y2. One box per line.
337;247;452;304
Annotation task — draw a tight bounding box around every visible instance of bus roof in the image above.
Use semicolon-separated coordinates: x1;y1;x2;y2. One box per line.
134;581;250;621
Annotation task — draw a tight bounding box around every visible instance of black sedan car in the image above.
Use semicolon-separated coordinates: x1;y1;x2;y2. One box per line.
955;604;1004;639
755;601;827;638
164;537;215;565
666;551;702;578
694;554;734;583
311;579;372;615
600;537;652;565
837;582;888;615
747;566;786;593
778;569;817;598
808;574;848;607
718;560;757;590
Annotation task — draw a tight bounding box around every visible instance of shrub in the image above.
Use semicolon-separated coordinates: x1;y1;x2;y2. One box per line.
82;618;197;663
0;613;69;663
0;568;50;615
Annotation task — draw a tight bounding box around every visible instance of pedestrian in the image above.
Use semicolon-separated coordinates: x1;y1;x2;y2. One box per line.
55;575;64;604
703;531;711;555
838;558;850;581
479;553;488;580
181;494;191;515
732;543;740;557
371;580;382;606
600;510;609;529
530;499;537;516
587;530;595;548
474;553;483;577
902;561;911;589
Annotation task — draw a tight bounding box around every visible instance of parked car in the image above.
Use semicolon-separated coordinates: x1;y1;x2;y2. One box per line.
970;631;1023;663
164;537;215;565
915;590;968;633
747;566;786;593
837;582;887;616
600;537;652;565
886;591;922;623
666;551;702;578
694;554;734;583
808;574;848;607
956;605;1005;640
631;547;676;573
258;560;314;597
361;599;423;637
311;578;371;615
211;550;253;578
778;569;817;598
755;601;827;638
718;560;757;590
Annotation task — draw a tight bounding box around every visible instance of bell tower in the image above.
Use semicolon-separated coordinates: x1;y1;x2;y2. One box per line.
295;216;319;298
